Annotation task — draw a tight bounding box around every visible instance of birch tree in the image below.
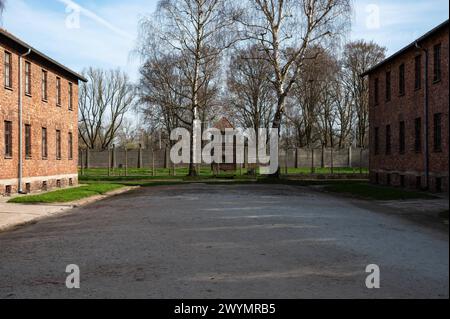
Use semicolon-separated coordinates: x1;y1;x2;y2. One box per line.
138;0;240;176
237;0;351;176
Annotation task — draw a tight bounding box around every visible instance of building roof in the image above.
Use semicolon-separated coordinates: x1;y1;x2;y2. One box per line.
0;28;87;82
213;117;235;131
361;19;449;77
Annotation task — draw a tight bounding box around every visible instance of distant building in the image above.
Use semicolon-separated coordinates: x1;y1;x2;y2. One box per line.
362;20;449;193
212;117;237;173
0;29;87;195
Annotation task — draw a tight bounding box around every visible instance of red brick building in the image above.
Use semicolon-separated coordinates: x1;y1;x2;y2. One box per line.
0;29;86;195
363;20;449;193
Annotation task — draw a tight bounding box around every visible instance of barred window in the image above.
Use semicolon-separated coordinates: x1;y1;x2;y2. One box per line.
56;130;61;160
385;71;391;102
42;127;48;159
415;55;421;90
399;121;405;154
25;124;32;158
4;51;12;88
433;44;441;82
434;113;442;152
374;78;379;105
42;70;48;101
69;83;73;110
374;127;379;155
398;64;405;96
415;118;422;153
385;125;391;155
4;121;12;157
68;132;73;160
56;77;61;106
25;62;32;95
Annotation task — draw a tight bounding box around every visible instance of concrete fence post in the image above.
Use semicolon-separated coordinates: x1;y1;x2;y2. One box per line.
330;147;334;174
108;147;111;177
348;147;352;168
137;144;143;169
80;148;84;176
295;148;299;169
112;144;116;170
360;147;363;174
311;148;315;174
86;148;90;169
125;147;128;177
321;145;325;168
152;149;155;177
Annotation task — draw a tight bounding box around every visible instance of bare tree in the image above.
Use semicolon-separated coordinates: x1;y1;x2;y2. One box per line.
78;68;136;150
138;0;240;176
225;45;276;132
237;0;351;176
342;40;386;148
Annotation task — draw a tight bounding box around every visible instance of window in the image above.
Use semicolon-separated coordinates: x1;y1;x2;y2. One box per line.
42;127;48;159
25;62;31;95
68;132;73;160
26;183;31;194
415;118;422;153
385;125;391;155
415;55;421;90
374;127;379;155
4;121;12;157
4;51;12;88
25;124;32;158
433;43;441;82
56;77;61;106
385;71;391;101
399;121;405;154
434;113;442;152
374;78;379;105
56;130;61;160
398;64;405;96
42;70;48;101
68;83;73;110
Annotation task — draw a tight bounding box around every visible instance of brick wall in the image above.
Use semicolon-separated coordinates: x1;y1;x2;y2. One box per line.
368;23;449;193
0;37;80;195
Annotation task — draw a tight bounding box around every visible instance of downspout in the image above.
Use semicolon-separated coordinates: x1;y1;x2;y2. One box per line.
18;48;32;194
415;42;430;190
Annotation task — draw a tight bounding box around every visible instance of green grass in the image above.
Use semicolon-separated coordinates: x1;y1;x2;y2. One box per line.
8;183;124;204
79;166;368;179
287;167;368;174
322;182;437;200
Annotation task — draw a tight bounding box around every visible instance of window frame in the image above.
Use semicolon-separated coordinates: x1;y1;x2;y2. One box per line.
68;132;73;160
42;127;48;160
385;125;391;155
25;124;32;159
385;71;391;102
56;130;62;160
398;64;405;96
414;55;422;90
25;61;32;96
56;77;62;106
433;43;441;83
4;121;13;158
399;121;405;154
415;118;422;153
4;51;12;89
68;82;73;111
41;69;48;101
433;113;442;152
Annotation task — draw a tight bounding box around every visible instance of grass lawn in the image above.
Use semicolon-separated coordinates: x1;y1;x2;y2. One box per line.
8;184;124;204
322;182;437;200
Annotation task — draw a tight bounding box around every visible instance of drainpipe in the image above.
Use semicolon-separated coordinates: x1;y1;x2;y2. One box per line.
18;48;32;194
415;42;430;190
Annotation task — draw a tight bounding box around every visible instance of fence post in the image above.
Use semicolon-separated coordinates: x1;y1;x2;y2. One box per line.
138;144;143;169
311;148;315;174
86;148;90;169
348;147;352;168
108;147;111;177
295;148;299;169
321;145;325;168
330;147;334;174
360;147;363;174
80;148;84;176
152;149;155;177
125;147;128;177
284;148;288;175
112;144;116;174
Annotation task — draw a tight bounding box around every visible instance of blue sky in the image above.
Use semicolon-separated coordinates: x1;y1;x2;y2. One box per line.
1;0;449;81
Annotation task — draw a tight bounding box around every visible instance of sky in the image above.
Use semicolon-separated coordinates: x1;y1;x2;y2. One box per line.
1;0;449;82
